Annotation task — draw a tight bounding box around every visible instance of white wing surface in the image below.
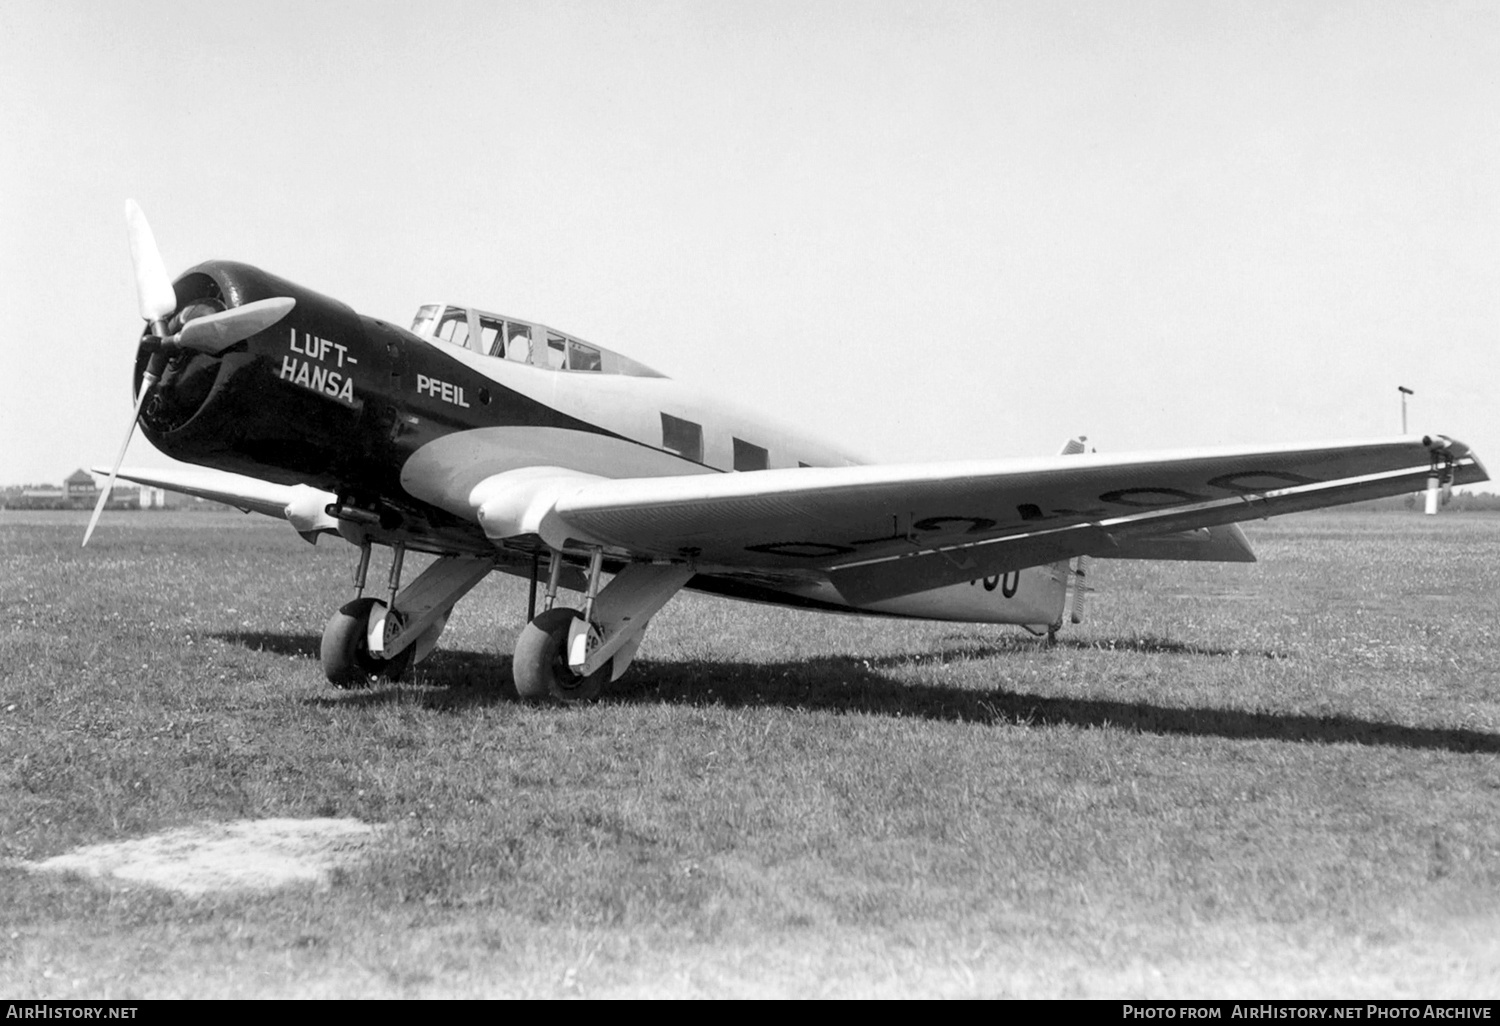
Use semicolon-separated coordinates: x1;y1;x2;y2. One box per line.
520;435;1485;603
101;466;339;538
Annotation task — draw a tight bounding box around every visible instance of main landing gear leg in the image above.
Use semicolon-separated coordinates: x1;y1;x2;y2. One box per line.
527;552;540;622
513;553;693;704
321;545;493;688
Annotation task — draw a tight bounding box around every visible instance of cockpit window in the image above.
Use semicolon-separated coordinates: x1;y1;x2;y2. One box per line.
435;307;470;348
479;316;505;357
568;340;602;372
409;304;664;378
505;323;532;364
410;304;441;335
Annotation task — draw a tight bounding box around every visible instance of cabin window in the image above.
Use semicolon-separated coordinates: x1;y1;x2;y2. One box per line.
479;316;506;357
505;324;532;364
569;340;602;372
733;438;768;471
661;413;703;463
545;332;568;370
435;307;470;347
410;304;441;335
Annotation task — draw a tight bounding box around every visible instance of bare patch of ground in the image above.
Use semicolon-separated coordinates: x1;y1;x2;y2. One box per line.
18;819;381;895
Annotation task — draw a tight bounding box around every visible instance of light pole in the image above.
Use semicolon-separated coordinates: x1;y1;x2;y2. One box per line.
1398;385;1413;434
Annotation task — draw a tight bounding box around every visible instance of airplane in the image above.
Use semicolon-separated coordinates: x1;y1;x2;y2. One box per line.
86;200;1488;703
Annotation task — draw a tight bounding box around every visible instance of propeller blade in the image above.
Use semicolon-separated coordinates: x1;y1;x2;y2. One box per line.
82;381;154;547
125;199;176;323
176;297;297;355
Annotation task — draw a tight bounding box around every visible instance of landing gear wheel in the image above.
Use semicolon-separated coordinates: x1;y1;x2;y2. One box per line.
513;607;610;704
321;597;413;688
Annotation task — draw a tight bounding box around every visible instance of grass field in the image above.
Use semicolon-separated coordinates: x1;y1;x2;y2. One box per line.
2;508;1499;998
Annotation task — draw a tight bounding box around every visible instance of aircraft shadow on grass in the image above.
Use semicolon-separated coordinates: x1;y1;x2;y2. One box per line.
967;635;1290;660
213;630;1499;755
219;630;321;660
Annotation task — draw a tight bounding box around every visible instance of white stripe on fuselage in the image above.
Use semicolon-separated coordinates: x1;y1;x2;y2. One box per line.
409;336;863;474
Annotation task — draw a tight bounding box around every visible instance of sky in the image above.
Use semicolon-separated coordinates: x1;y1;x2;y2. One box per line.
2;0;1496;486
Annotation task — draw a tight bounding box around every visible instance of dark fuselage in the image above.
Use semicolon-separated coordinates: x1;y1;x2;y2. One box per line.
139;261;634;550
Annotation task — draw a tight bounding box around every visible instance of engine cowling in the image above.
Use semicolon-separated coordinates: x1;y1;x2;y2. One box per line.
134;260;388;492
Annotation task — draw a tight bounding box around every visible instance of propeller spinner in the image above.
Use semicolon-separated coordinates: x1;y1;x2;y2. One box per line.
83;202;295;546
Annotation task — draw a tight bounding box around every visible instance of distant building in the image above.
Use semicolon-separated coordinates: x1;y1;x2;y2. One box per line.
64;469;97;504
13;486;67;509
4;471;243;514
41;470;141;510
